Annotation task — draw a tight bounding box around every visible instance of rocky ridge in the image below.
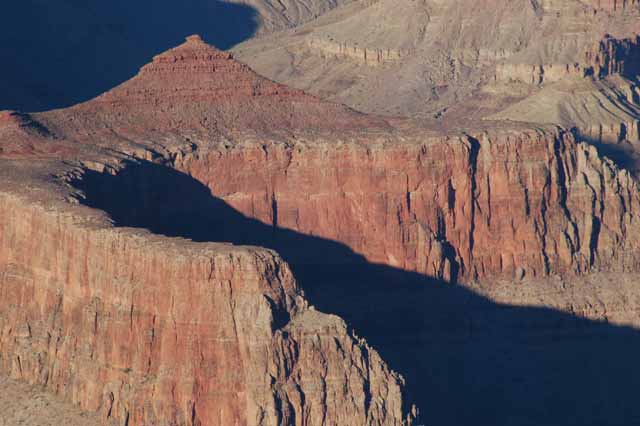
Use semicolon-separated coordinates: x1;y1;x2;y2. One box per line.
3;34;640;426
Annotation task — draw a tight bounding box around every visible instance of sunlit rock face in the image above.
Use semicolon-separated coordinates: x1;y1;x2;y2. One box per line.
3;33;640;426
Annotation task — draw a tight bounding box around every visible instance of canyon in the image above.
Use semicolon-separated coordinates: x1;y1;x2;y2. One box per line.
2;34;640;426
2;2;640;426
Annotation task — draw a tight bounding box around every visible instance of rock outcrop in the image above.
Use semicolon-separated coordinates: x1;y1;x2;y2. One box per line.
234;0;640;123
306;38;407;66
0;163;412;426
40;35;387;139
0;37;415;426
495;34;640;85
3;34;640;426
172;127;640;282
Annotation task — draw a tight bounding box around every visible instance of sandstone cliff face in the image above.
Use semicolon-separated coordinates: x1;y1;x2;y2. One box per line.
3;34;640;426
173;128;640;282
0;178;412;426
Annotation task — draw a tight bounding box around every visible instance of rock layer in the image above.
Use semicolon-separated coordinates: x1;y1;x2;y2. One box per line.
0;35;416;426
0;168;411;426
495;34;640;85
2;34;640;426
172;127;640;282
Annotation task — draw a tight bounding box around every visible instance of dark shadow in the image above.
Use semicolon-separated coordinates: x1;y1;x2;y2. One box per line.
575;131;640;178
72;160;640;426
0;1;258;112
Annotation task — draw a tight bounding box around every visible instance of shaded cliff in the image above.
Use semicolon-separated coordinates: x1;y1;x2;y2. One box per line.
3;35;640;426
0;164;413;426
65;158;640;426
170;128;640;282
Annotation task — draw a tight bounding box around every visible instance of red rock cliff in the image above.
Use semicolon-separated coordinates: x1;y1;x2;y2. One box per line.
0;169;413;425
174;127;640;282
2;34;640;426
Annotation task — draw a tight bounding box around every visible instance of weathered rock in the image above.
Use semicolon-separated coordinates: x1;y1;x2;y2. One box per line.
234;0;640;123
0;36;415;426
2;34;640;426
174;127;640;282
495;34;640;85
0;169;412;426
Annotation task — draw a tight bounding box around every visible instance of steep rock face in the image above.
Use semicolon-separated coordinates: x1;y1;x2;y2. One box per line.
0;178;412;426
586;34;640;79
174;128;640;282
495;34;640;84
3;34;640;426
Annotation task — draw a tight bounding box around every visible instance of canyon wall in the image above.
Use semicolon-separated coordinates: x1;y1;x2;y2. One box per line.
3;33;640;426
305;38;407;66
495;34;640;85
575;117;640;143
0;183;412;426
175;128;640;282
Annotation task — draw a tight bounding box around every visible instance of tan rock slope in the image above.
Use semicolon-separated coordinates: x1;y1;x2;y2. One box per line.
234;0;354;33
235;0;640;135
4;35;640;426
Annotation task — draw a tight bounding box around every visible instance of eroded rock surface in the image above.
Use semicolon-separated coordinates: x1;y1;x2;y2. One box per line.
171;127;640;282
235;0;640;138
0;37;414;426
3;35;640;426
0;376;112;426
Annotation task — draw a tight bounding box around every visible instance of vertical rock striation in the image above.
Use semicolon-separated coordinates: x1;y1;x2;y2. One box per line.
175;128;640;282
0;184;412;425
2;34;640;426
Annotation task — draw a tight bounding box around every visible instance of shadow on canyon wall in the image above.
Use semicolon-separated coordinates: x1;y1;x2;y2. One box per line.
0;1;258;112
73;161;640;426
578;132;640;178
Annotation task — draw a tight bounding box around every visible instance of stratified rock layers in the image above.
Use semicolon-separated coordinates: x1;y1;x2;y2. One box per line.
176;128;640;282
2;34;640;426
0;190;410;425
